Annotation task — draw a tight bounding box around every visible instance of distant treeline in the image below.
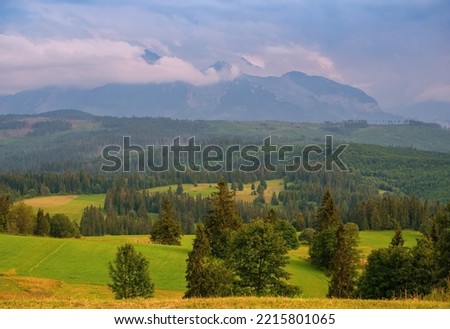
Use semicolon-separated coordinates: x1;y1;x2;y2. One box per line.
0;166;448;233
72;183;445;237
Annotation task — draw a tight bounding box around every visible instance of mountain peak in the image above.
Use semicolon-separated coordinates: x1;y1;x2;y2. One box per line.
142;49;161;65
208;61;232;72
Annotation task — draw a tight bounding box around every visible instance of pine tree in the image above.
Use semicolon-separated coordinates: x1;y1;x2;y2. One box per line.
108;243;154;299
204;179;242;259
151;198;183;245
327;223;360;298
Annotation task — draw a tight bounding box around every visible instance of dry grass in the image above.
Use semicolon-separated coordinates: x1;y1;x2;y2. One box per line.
1;296;449;309
1;274;449;309
23;195;77;208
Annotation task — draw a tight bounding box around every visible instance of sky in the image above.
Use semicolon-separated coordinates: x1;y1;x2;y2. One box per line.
0;0;449;110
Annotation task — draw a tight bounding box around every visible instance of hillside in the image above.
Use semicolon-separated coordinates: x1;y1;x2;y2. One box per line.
1;112;448;202
0;230;423;305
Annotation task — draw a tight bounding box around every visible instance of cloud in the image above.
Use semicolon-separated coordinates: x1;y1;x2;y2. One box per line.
1;0;449;109
0;34;235;94
238;44;343;82
240;54;265;69
415;84;450;103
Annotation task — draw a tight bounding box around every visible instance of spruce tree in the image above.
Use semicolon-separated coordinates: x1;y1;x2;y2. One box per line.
315;190;340;231
0;194;12;232
184;225;234;298
204;179;242;259
176;183;183;196
271;192;279;205
34;208;50;236
327;223;360;298
151;198;183;245
390;224;405;248
310;190;342;270
108;243;154;299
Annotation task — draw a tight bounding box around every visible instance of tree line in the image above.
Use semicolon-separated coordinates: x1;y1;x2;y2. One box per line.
0;198;79;238
108;186;450;300
309;191;450;299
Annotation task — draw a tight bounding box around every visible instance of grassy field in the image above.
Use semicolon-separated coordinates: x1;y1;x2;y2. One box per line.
21;179;284;221
23;194;105;221
0;229;425;308
147;179;284;203
0;234;192;291
3;186;434;308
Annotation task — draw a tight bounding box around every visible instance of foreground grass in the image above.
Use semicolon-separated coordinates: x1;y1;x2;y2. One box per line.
2;296;449;309
0;234;192;291
1;272;448;309
0;230;421;301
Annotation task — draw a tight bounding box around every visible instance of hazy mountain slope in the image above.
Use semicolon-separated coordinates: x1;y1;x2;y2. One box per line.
0;70;398;122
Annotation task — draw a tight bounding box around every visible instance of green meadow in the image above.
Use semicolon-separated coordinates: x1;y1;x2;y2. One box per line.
4;183;437;308
0;230;422;300
23;194;105;221
21;179;285;221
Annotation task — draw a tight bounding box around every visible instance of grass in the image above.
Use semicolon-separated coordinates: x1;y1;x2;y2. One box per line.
22;194;105;221
0;234;193;291
0;229;422;304
20;179;285;221
1;233;446;309
147;179;285;203
359;230;421;258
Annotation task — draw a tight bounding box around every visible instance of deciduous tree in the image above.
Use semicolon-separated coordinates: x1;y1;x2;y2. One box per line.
231;219;300;297
6;202;35;235
108;243;154;299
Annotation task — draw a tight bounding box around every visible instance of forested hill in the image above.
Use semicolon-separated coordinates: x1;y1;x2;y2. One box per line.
0;110;449;202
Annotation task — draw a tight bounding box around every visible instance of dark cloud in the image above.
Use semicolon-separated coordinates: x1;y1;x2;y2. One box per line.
0;0;449;109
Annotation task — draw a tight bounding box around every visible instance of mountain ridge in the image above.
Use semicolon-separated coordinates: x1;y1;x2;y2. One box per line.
0;70;399;122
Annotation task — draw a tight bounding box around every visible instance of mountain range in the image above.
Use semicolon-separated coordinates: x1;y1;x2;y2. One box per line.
0;55;408;123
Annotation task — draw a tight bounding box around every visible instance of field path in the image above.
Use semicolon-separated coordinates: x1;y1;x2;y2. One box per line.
28;240;68;275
